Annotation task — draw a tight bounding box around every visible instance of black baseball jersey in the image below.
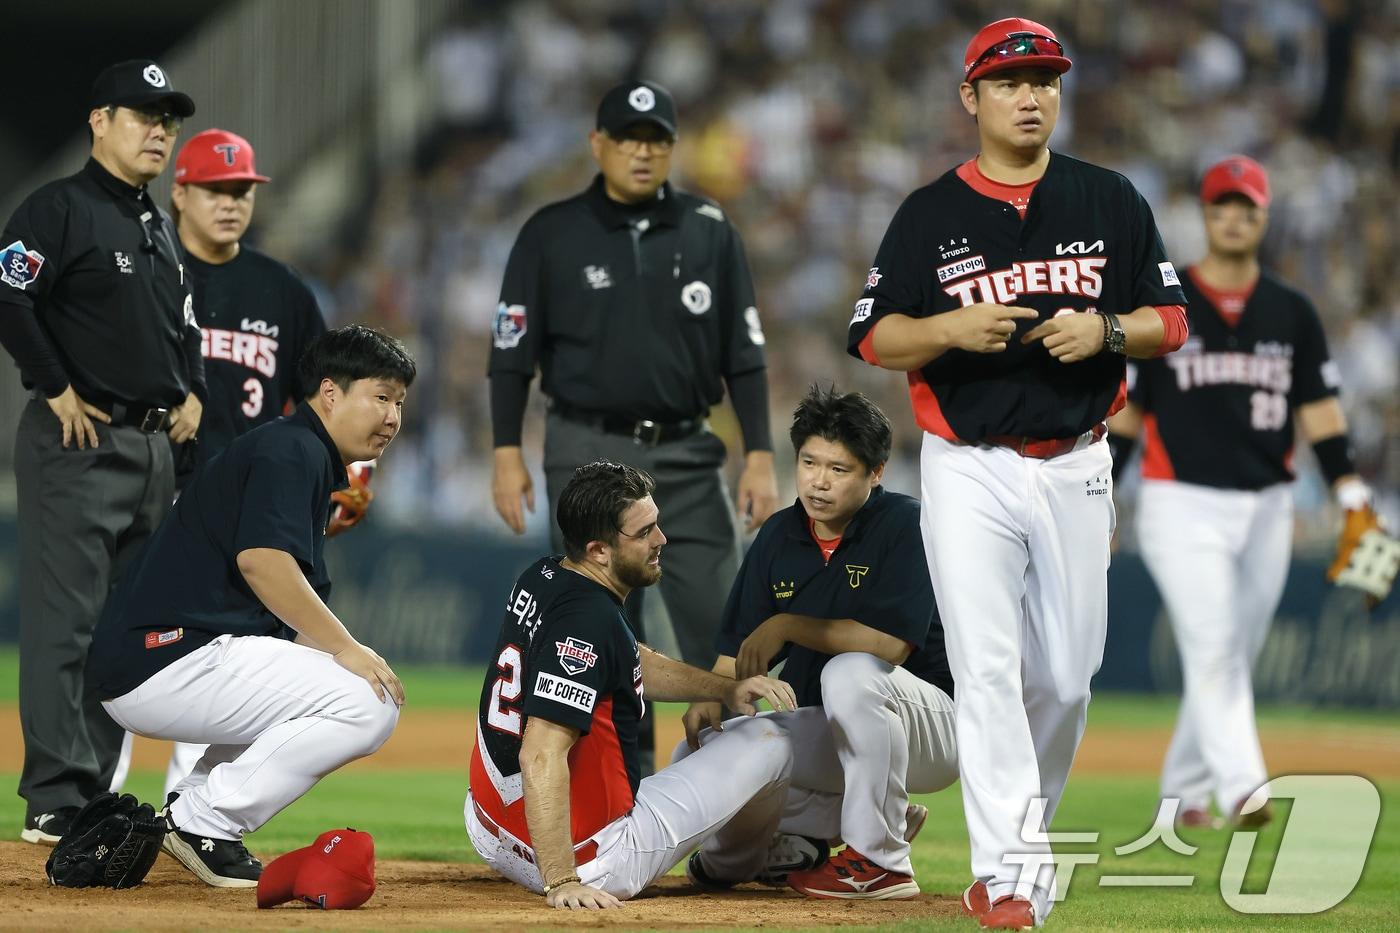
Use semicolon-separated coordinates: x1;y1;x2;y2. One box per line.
847;153;1186;441
0;159;202;406
488;176;766;423
717;487;953;705
1127;266;1339;489
88;403;347;699
186;246;327;468
469;556;644;848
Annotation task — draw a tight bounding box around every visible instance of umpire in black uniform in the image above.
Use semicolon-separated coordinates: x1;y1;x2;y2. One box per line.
0;60;204;843
489;81;777;677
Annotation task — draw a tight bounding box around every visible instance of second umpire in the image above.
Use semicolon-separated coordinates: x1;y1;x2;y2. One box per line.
489;81;777;676
0;60;205;842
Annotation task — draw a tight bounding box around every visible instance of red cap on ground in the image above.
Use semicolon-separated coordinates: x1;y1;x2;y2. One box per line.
174;128;271;185
257;828;376;910
1199;155;1271;207
964;17;1072;84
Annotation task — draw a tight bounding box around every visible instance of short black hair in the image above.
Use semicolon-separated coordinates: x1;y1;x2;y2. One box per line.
298;324;416;398
789;384;892;472
557;460;656;561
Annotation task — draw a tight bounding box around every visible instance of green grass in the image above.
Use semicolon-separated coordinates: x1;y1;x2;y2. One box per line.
3;647;1398;928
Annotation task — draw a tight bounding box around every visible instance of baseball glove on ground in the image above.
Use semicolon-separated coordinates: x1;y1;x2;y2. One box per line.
327;460;376;537
45;792;165;889
1327;506;1400;609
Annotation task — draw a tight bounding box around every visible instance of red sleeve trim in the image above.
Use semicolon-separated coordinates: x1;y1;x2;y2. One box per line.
858;325;882;366
1151;305;1188;357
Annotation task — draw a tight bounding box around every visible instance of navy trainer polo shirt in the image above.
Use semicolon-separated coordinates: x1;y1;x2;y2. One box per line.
90;402;348;699
716;486;953;706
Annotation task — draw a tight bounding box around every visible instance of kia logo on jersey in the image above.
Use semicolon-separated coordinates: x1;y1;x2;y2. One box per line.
1055;240;1105;255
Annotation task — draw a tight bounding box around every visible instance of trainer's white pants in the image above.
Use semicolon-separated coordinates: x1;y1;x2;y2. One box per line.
103;634;399;840
467;714;792;899
1138;480;1291;815
672;653;958;876
920;432;1113;914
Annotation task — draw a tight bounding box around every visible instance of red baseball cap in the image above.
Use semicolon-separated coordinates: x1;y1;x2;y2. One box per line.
256;828;376;910
964;17;1072;84
1199;155;1270;207
174;128;271;185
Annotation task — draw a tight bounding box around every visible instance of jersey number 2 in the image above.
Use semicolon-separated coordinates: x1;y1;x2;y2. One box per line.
241;378;264;417
487;644;523;735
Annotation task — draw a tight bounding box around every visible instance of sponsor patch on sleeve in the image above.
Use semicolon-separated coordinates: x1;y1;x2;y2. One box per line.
1320;360;1341;389
1;241;45;291
144;629;184;649
492;302;527;349
1158;261;1180;288
534;671;597;713
850;297;874;324
863;267;882;291
744;306;766;345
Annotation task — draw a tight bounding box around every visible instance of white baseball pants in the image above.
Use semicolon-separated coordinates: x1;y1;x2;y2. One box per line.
467;714;792;899
920;432;1114;914
1137;479;1291;815
671;652;958;876
103;634;399;840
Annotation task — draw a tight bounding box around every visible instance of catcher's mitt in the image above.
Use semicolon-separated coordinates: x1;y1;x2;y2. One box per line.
1327;506;1400;609
45;792;165;889
327;460;376;538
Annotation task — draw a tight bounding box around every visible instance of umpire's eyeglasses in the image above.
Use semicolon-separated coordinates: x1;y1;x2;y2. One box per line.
604;132;674;155
967;32;1064;78
120;105;183;135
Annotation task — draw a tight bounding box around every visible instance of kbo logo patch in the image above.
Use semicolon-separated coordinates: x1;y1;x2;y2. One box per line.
1;241;45;291
492;302;527;349
555;637;598;675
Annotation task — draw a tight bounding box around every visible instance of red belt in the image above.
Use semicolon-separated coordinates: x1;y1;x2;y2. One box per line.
984;423;1106;460
471;796;598;866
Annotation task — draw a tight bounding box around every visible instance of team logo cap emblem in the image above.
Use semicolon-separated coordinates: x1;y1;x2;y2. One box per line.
143;64;167;88
628;86;655;111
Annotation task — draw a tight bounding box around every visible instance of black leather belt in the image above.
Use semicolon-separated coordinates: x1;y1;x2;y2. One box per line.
33;389;170;434
550;400;703;447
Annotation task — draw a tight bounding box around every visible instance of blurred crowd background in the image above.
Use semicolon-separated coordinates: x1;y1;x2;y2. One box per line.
3;0;1397;548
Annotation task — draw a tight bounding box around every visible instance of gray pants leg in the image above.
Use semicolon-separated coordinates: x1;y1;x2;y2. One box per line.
542;413;740;668
15;399;174;812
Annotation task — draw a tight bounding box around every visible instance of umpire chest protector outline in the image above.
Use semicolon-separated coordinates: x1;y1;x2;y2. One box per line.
848;152;1184;442
489;177;765;422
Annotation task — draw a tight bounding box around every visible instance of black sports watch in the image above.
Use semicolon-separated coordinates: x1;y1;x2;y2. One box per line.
1100;311;1126;355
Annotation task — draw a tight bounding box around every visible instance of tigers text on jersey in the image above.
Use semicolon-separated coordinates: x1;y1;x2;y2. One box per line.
847;152;1186;442
186;247;326;467
1128;267;1338;489
470;556;644;849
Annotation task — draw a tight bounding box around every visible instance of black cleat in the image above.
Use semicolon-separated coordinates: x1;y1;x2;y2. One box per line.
21;806;80;845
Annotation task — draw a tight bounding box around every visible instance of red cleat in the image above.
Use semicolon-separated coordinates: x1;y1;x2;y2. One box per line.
979;895;1035;929
788;847;920;900
961;879;991;917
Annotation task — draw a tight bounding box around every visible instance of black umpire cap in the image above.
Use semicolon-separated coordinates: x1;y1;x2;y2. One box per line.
90;60;196;117
596;81;676;137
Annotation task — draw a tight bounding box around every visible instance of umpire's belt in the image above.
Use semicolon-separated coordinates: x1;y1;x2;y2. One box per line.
470;794;599;866
550;399;703;447
32;390;170;434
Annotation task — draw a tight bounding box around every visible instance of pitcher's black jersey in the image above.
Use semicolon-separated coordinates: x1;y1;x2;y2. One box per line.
1128;267;1338;489
470;557;644;847
848;152;1186;441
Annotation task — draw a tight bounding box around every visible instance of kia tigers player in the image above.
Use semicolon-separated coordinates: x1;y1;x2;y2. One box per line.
1108;155;1390;831
467;460;801;909
170;128;327;479
846;17;1188;929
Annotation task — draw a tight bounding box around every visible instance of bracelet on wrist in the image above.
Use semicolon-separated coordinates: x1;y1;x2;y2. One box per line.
543;874;580;895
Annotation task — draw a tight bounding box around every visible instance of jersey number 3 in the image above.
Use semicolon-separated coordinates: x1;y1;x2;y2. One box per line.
242;377;264;417
487;644;523;735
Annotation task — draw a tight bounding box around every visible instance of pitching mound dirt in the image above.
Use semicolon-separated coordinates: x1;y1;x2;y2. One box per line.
3;841;958;931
